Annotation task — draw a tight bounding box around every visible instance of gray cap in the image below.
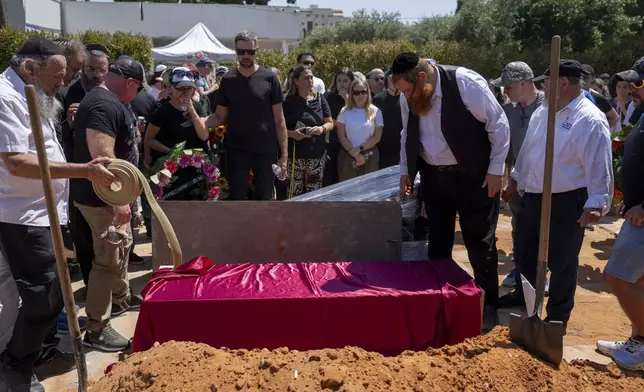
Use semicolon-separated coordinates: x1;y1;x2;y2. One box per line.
491;61;534;87
615;57;644;83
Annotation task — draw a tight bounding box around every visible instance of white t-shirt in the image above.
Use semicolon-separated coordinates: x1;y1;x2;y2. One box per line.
0;67;69;226
314;76;325;95
337;107;384;147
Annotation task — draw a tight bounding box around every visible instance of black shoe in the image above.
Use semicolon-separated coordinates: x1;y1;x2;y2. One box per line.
498;292;524;308
0;363;44;392
482;305;499;332
110;294;143;317
129;253;145;265
83;325;131;352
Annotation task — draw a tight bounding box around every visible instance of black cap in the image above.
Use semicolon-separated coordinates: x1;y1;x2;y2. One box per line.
16;38;62;57
533;59;586;81
581;64;594;76
109;57;145;84
196;56;215;67
615;57;644;83
86;44;109;55
391;52;420;75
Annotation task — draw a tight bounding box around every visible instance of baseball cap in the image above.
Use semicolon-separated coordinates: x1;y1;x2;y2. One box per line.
17;38;62;57
196;56;215;67
216;66;228;75
170;66;197;89
533;59;586;82
615;57;644;83
581;64;595;76
109;57;146;84
491;61;534;87
154;64;167;82
599;73;610;79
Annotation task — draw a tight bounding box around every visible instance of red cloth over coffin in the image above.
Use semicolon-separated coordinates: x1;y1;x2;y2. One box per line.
133;257;482;354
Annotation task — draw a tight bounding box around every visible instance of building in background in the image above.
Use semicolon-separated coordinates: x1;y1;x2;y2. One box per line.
7;1;346;51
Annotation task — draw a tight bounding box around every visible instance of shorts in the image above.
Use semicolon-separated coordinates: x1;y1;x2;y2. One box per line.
605;221;644;283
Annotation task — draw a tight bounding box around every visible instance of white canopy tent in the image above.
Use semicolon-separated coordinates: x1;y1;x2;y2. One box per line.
152;22;236;62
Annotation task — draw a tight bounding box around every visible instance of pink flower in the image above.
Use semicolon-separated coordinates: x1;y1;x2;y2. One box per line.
163;159;178;174
158;173;171;187
191;154;205;169
207;167;220;183
203;162;216;178
208;186;221;200
155;186;164;200
179;153;192;168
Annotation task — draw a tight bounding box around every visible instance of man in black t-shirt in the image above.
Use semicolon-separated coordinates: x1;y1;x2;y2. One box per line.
598;58;644;370
582;64;620;128
72;57;145;353
205;30;288;200
372;70;402;169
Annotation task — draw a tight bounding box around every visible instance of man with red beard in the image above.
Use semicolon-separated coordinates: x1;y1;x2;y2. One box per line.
392;53;510;330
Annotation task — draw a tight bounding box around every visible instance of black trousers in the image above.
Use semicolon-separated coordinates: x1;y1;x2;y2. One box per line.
514;188;587;322
0;223;63;371
68;202;94;285
322;142;341;187
227;149;277;200
421;164;500;307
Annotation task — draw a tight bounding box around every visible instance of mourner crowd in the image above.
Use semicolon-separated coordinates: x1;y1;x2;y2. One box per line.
0;28;643;390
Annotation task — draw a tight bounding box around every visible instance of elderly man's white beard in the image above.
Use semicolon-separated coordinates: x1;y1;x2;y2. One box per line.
36;87;62;124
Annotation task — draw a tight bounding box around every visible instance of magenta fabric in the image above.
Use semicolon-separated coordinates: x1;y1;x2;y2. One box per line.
133;257;482;354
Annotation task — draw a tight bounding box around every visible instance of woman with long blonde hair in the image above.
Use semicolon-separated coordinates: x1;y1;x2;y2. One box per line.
336;79;383;180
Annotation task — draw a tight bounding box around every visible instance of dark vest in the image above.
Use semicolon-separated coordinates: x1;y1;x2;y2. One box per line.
405;65;491;179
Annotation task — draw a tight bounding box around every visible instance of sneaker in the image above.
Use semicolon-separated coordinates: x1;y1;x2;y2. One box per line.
129;253;146;265
613;338;644;370
596;337;638;358
110;294;143;318
502;268;517;287
83;325;131;352
57;305;88;334
0;363;44;392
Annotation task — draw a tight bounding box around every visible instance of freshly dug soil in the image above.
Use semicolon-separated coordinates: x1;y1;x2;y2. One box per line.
89;327;643;392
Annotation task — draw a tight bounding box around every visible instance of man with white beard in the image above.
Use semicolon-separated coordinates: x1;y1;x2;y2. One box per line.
0;38;115;392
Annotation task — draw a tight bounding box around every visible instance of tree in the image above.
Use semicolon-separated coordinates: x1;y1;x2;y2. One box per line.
0;0;7;28
405;15;456;46
303;9;405;49
114;0;277;3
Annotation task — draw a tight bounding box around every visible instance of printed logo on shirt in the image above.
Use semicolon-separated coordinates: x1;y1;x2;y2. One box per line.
561;122;573;130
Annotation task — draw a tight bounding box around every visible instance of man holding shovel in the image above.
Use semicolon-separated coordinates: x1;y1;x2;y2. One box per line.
505;60;613;330
0;38;114;392
596;57;644;371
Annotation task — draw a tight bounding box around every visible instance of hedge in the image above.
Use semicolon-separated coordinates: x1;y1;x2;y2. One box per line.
258;38;644;88
0;26;152;72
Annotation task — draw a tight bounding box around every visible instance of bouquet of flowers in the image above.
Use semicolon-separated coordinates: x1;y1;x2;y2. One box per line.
149;142;228;201
208;124;227;144
612;124;632;203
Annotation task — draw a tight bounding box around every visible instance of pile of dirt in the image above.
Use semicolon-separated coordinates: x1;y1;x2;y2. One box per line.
89;328;643;392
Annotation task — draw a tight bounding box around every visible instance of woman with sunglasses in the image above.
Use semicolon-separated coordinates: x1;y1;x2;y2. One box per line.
323;67;354;186
282;65;333;197
336;79;383;181
144;67;209;199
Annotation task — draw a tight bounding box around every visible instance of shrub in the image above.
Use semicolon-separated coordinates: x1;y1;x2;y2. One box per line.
0;26;152;72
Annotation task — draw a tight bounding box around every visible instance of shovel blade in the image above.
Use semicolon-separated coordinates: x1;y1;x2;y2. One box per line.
509;313;564;366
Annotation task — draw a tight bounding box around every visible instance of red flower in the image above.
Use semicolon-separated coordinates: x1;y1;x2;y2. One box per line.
208;186;221;200
248;170;254;185
163;159;178;174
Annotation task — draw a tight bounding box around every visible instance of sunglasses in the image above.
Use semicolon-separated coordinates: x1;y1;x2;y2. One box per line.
236;49;257;56
303;61;315;66
631;80;644;89
172;69;195;80
352;90;368;96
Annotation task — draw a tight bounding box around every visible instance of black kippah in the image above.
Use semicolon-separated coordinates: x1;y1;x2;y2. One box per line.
391;52;420;75
86;44;109;55
16;38;62;57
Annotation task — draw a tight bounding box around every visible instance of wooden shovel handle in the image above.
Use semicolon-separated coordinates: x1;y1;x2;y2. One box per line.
25;85;88;392
535;36;561;318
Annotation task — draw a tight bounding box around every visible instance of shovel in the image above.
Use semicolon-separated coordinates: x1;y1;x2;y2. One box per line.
25;85;88;391
509;35;565;367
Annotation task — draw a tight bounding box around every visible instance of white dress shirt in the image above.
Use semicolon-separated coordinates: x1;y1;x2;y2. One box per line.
0;67;69;226
511;91;613;214
399;65;510;176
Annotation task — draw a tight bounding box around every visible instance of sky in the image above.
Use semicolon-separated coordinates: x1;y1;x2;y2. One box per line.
89;0;458;21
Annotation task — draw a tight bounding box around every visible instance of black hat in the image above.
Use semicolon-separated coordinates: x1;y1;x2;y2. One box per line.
109;57;145;84
391;52;420;75
581;64;595;76
533;59;586;82
615;57;644;83
86;44;109;55
17;38;62;57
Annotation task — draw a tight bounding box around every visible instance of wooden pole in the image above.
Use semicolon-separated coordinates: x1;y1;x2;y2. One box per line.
535;36;561;318
25;85;88;392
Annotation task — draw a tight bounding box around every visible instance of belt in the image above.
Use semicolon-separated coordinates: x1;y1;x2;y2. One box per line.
429;164;460;172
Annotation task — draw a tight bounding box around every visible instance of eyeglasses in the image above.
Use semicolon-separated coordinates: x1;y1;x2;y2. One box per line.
172;69;195;80
630;80;644;89
236;49;257;56
112;64;143;92
353;90;368;96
